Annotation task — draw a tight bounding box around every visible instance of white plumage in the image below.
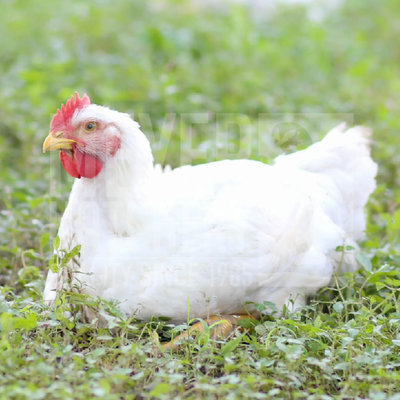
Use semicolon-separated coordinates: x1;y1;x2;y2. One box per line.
43;101;377;323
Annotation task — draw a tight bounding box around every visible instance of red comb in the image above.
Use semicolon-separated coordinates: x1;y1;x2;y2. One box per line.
50;92;91;133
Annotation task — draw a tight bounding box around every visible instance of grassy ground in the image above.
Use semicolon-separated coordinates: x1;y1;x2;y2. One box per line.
1;0;400;398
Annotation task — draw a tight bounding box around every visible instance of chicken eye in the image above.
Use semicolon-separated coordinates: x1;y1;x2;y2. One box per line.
85;122;96;132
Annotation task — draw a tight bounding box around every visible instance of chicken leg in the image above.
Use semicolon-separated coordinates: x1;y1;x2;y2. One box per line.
161;314;257;352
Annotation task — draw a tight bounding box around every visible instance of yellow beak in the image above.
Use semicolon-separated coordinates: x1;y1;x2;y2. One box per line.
43;132;77;152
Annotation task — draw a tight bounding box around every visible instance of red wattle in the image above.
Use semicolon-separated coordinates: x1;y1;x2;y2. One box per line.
60;151;81;178
73;148;103;178
60;148;103;179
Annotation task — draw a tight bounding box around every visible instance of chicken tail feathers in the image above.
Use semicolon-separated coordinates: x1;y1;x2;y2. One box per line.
274;124;377;241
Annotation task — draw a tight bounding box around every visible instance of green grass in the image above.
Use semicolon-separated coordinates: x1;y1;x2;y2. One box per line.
1;0;400;398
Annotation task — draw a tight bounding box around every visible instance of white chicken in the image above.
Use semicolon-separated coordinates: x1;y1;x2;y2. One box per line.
43;93;377;330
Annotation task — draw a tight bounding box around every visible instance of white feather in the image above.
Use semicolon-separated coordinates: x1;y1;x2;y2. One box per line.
44;106;377;322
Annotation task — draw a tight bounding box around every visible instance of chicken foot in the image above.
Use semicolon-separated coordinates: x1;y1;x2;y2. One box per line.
161;314;257;352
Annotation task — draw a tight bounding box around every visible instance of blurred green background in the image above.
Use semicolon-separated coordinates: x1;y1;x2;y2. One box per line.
0;0;399;292
1;1;400;397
